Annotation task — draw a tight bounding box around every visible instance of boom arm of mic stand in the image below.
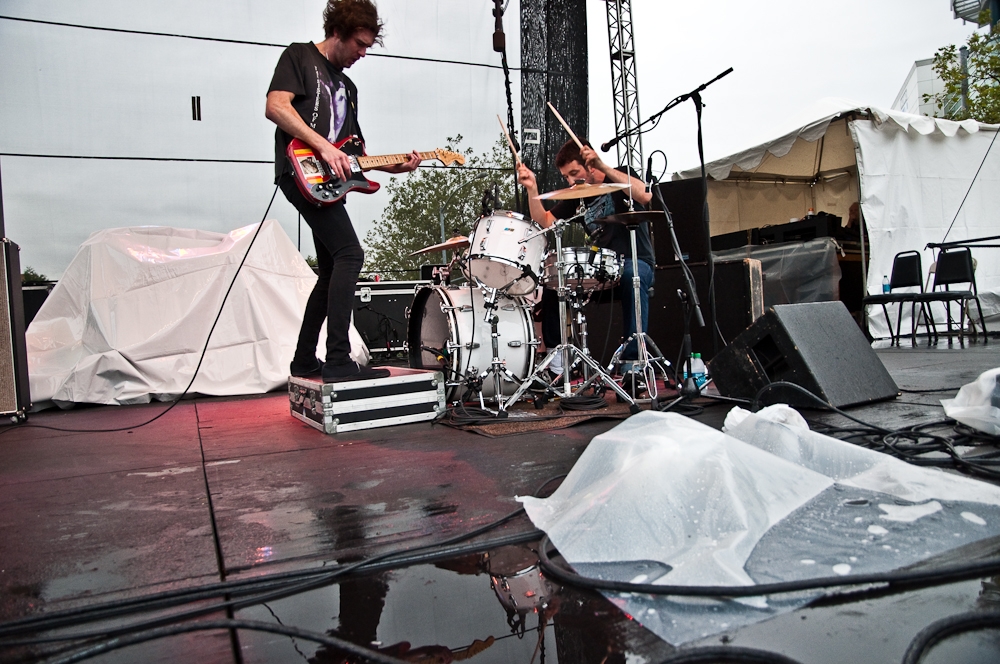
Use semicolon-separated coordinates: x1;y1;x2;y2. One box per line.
601;68;734;153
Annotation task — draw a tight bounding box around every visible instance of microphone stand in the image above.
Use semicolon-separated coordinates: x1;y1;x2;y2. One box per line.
601;69;731;370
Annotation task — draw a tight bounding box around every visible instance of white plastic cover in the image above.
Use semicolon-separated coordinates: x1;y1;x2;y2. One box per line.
942;367;1000;435
520;410;1000;644
26;221;369;407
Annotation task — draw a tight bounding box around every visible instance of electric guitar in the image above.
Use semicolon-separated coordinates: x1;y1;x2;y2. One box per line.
287;136;465;206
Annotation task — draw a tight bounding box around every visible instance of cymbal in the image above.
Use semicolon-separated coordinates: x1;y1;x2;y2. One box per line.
535;182;631;200
595;211;664;226
409;236;469;256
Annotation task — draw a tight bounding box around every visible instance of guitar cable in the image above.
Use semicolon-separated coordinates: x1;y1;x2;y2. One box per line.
2;185;281;436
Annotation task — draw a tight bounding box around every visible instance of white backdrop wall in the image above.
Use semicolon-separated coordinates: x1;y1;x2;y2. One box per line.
0;1;521;280
853;117;1000;338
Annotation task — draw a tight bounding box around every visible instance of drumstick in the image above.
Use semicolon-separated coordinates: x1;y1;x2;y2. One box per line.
546;102;584;149
497;114;521;165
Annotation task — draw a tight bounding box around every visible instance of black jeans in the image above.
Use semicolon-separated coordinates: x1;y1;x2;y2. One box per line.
279;175;365;366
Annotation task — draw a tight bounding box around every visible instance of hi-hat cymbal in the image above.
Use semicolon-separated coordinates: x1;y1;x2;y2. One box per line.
409;236;469;256
535;182;631;200
595;211;664;226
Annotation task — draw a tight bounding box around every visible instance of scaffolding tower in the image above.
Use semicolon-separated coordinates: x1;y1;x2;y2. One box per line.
604;0;643;176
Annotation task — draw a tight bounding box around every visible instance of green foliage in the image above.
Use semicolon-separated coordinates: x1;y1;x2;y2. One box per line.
304;254;318;268
925;21;1000;124
363;135;517;275
21;266;47;284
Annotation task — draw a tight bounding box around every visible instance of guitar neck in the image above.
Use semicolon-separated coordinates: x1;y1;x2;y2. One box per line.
356;152;438;170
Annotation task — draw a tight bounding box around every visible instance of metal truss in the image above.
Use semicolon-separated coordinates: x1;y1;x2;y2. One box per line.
604;0;644;176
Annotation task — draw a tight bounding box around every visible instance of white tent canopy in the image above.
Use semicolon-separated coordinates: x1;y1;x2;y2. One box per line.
674;99;1000;338
27;220;368;408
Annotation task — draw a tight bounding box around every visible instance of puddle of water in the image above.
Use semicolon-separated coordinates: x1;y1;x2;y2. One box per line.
235;542;675;663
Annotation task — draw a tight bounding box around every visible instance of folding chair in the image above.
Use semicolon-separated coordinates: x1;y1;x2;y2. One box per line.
862;250;935;344
917;246;988;343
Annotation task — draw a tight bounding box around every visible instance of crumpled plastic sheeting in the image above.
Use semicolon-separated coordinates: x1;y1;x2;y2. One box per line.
27;221;369;407
942;368;1000;436
520;410;1000;644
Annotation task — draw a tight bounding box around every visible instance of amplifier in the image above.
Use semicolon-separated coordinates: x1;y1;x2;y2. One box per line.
0;239;30;421
353;280;428;354
650;179;710;267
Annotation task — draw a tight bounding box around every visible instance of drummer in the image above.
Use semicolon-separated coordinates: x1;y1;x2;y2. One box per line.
516;139;655;375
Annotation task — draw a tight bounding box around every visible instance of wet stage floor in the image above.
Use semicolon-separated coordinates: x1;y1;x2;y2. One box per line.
2;340;1000;662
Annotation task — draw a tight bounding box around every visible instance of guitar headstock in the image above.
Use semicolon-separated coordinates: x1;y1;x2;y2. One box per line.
434;149;466;167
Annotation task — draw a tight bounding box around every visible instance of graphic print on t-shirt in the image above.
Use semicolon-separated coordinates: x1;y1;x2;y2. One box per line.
309;68;349;142
584;194;616;239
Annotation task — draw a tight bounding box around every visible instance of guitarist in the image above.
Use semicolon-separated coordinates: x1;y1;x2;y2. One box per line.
266;0;421;382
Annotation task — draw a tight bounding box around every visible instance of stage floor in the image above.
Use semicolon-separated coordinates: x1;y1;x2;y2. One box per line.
2;339;999;663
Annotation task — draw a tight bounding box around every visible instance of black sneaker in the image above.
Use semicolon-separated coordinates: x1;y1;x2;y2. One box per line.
290;357;323;377
322;361;390;383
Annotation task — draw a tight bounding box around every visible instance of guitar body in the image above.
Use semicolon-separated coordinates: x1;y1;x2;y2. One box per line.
286;136;380;206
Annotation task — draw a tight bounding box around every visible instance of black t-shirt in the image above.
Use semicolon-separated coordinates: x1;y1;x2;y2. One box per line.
268;42;363;181
550;168;656;266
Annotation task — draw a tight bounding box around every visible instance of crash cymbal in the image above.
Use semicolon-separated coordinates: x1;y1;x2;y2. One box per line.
409;236;470;256
535;182;631;200
595;211;664;226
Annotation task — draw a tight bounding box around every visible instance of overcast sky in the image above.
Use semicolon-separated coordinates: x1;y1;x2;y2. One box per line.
0;0;981;278
586;0;977;175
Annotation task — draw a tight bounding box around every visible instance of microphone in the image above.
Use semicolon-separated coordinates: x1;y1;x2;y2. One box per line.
492;0;505;52
645;155;654;191
600;135;620;153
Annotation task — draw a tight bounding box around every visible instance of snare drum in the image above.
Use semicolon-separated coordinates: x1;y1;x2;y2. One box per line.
466;211;545;296
407;285;536;401
543;246;622;292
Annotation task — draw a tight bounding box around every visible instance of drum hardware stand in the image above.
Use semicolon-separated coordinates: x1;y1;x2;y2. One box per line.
503;217;640;412
474;283;528;418
603;218;672;402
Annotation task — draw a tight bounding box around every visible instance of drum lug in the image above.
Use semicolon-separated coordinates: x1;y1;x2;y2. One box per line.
508;341;522;347
501;304;516;311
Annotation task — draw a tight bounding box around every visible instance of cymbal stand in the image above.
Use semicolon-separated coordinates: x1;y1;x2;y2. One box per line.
474;283;524;418
605;224;671;402
503;217;639;412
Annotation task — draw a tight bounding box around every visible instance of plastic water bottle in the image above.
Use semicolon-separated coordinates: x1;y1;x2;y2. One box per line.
691;353;707;388
882;275;890;293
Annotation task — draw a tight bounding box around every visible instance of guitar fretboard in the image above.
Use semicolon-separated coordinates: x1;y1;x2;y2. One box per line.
356;152;440;170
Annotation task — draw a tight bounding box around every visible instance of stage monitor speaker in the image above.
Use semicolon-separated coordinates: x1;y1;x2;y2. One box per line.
583;258;763;366
709;301;898;409
0;239;30;420
650;179;709;267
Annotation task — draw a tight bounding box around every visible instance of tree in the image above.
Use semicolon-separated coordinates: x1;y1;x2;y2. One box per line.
363;135;518;276
926;12;1000;124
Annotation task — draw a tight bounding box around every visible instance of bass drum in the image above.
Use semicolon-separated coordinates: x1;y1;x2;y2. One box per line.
408;285;536;401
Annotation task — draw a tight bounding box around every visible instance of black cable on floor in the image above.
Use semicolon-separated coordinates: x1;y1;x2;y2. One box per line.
654;646;804;664
0;476;564;650
902;610;1000;664
46;619;409;664
561;394;608;410
536;534;1000;599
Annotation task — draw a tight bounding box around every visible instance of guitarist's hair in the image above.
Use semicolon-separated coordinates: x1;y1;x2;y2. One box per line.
323;0;385;44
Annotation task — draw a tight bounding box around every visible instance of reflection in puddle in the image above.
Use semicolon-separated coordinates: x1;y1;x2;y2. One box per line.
236;542;675;663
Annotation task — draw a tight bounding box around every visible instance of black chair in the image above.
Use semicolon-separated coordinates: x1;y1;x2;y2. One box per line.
917;246;988;343
862;250;934;344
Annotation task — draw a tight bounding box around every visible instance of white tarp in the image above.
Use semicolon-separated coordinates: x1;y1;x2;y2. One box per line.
674;99;1000;339
520;410;1000;644
852;114;1000;338
26;220;368;407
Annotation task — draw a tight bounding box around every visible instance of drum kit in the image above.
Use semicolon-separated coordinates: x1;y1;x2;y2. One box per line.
406;182;671;416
